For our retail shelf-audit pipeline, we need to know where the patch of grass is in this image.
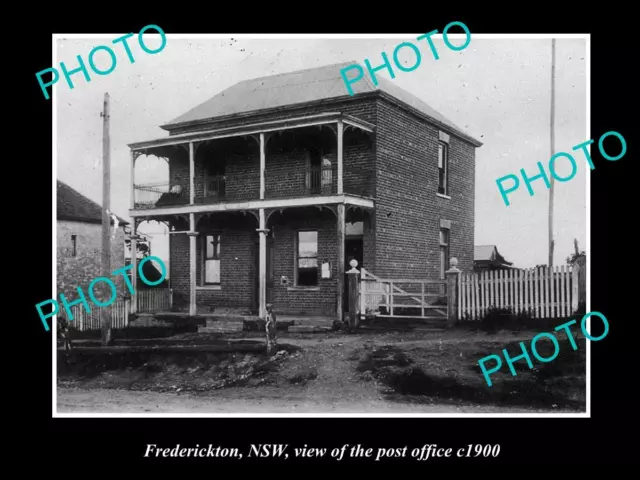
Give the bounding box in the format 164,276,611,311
354,335,586,410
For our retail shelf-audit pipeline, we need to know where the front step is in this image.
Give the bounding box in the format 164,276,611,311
198,321,245,333
289,325,332,333
200,307,254,316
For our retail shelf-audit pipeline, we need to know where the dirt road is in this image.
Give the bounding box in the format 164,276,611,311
56,330,584,415
56,387,564,414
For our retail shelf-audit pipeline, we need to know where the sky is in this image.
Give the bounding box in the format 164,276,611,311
55,34,587,270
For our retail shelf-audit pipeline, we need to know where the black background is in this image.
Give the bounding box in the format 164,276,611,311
19,8,635,467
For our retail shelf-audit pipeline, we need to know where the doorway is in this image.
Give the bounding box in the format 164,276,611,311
344,236,363,313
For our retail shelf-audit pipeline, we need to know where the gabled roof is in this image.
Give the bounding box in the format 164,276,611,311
474,245,513,266
57,180,128,226
474,245,497,262
162,61,482,147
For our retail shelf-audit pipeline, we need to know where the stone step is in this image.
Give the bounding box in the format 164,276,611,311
288,325,332,333
205,316,251,328
203,307,254,316
198,323,244,334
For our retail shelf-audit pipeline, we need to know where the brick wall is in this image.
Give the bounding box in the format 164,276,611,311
169,215,256,310
269,209,338,316
374,97,476,279
56,220,127,304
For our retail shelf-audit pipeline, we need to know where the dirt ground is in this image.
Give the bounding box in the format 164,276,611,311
57,328,587,414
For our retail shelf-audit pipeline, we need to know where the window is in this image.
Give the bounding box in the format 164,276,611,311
201,234,221,285
296,230,318,286
438,141,448,195
204,161,226,199
439,228,450,279
71,234,77,257
307,148,332,194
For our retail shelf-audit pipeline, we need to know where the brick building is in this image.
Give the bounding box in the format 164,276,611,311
127,62,482,322
56,180,129,301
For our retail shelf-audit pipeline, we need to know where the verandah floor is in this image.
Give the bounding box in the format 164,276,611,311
135,311,337,327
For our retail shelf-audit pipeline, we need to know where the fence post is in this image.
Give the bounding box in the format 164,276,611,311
125,298,130,327
446,257,461,327
347,259,361,331
571,264,580,313
169,288,173,311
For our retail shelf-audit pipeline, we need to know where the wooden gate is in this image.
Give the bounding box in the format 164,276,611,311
359,268,448,320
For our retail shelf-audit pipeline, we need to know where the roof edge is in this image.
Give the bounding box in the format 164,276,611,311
158,92,380,132
160,89,482,147
58,215,129,226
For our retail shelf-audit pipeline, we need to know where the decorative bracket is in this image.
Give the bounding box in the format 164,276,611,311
265,208,280,226
240,210,260,223
132,150,144,166
324,123,338,138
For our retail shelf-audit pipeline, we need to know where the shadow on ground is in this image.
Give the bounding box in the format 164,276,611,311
353,338,586,410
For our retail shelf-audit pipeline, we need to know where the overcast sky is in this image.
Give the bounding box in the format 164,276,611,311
55,35,587,269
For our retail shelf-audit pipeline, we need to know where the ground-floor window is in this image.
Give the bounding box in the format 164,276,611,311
296,230,318,286
201,233,221,285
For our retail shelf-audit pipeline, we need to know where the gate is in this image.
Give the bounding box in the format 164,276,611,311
359,268,448,320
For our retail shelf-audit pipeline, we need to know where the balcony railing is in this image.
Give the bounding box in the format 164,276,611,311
307,165,334,195
133,164,374,210
134,183,189,209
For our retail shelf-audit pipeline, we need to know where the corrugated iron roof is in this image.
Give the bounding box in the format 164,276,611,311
57,180,128,226
163,61,480,145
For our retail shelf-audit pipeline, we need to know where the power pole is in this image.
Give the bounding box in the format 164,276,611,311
548,38,556,267
101,93,112,346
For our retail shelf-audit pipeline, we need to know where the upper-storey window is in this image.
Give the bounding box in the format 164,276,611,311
438,141,449,196
307,147,332,194
204,160,226,200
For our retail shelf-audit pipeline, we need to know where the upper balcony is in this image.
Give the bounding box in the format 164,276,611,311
129,113,375,215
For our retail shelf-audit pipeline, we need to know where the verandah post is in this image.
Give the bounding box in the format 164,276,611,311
337,203,346,322
446,257,461,327
188,213,197,317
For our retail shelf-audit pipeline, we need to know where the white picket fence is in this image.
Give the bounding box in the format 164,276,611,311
67,288,172,331
69,299,130,331
137,288,173,312
458,265,584,321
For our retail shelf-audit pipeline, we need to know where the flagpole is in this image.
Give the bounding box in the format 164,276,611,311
548,39,556,267
101,93,112,346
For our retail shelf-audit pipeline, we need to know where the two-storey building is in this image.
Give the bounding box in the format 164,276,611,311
127,62,482,323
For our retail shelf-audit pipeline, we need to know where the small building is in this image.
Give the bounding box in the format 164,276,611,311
473,245,515,272
126,61,483,321
56,180,129,301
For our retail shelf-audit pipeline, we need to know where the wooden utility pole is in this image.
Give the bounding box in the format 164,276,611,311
101,93,112,346
548,38,556,267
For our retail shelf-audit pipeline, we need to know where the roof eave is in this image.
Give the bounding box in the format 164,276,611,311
58,215,129,226
160,89,482,148
128,112,376,150
158,91,380,132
